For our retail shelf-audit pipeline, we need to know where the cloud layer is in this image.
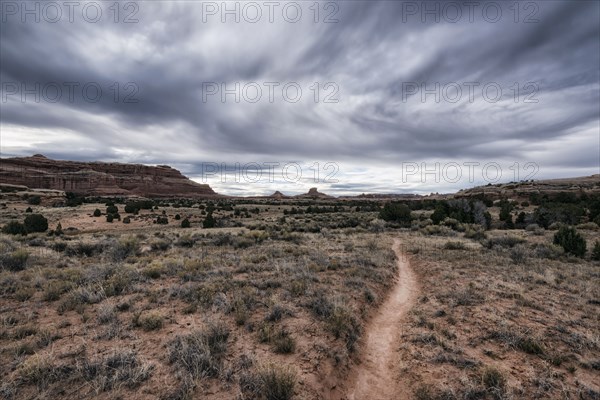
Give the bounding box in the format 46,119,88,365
1,1,599,195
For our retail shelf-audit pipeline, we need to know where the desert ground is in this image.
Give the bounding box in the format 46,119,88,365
1,193,599,399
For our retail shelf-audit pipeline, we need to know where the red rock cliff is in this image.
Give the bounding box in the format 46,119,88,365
0,154,219,198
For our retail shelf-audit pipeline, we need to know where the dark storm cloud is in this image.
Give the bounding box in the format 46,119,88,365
1,0,598,194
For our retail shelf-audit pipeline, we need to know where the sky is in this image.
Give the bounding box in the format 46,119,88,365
1,0,599,196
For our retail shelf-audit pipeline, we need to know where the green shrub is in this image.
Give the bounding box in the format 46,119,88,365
156,216,168,225
124,203,138,214
2,221,26,235
379,202,412,225
25,207,33,213
109,237,140,261
181,218,191,228
123,216,131,224
443,241,466,250
203,213,216,228
106,214,114,223
134,312,164,331
0,249,29,271
55,222,63,236
591,241,600,261
27,196,41,205
106,205,118,214
93,209,102,217
484,235,525,249
24,214,48,233
174,214,181,220
553,226,586,257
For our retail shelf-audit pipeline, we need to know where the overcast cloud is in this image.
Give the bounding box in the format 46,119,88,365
1,0,599,196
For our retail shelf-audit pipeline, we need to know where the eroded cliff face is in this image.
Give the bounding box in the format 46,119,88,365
0,155,219,198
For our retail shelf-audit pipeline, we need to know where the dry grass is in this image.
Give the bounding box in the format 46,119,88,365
0,199,395,399
398,228,600,399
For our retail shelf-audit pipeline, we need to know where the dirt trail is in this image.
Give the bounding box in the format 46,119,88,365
346,238,419,400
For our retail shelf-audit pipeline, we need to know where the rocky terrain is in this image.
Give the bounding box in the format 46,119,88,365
456,175,600,200
0,155,219,198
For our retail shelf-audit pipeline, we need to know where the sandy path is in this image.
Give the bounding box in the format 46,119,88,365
346,238,419,400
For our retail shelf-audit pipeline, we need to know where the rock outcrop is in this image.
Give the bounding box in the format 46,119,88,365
295,187,334,199
455,175,600,200
0,154,219,198
269,191,289,199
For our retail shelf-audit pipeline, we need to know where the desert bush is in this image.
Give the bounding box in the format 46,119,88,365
510,244,528,264
54,222,63,236
123,216,131,224
488,330,544,355
327,302,361,352
97,302,117,324
203,212,216,228
576,222,598,230
168,321,230,378
106,205,118,214
17,353,60,387
133,311,164,331
271,328,296,354
265,304,290,322
80,350,153,392
107,236,139,261
553,226,586,257
143,262,165,279
239,364,296,400
27,196,41,205
93,209,102,217
25,206,33,213
181,218,191,228
2,221,26,235
443,241,466,250
481,366,506,398
420,225,456,236
106,214,114,223
464,225,487,240
532,243,563,259
307,291,333,318
592,241,600,261
66,241,104,257
43,280,73,301
156,216,168,225
150,239,171,251
0,249,29,271
484,235,525,249
58,284,106,313
175,235,196,247
379,202,412,225
24,213,48,233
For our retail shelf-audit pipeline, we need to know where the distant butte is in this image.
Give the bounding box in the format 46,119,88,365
295,187,334,199
0,155,220,198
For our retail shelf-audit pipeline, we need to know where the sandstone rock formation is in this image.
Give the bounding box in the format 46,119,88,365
0,154,219,198
455,175,600,200
295,187,334,199
269,191,289,199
